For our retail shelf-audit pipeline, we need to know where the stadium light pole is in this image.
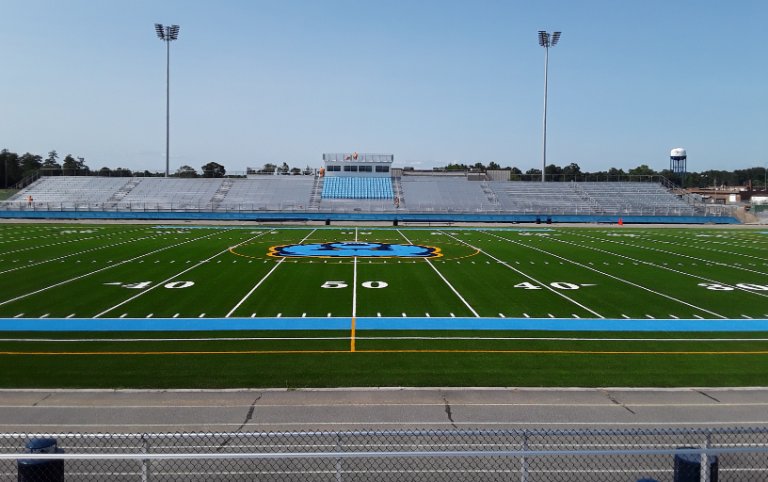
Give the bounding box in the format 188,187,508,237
538,30,561,182
155,23,180,178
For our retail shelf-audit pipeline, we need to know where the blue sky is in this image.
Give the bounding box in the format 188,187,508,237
1,0,765,174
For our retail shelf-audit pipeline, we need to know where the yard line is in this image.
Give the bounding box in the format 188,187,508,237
444,232,603,319
397,230,479,317
352,256,358,318
0,226,147,253
0,233,165,276
486,231,728,319
0,230,227,308
225,229,316,318
549,234,768,301
94,232,268,318
574,231,768,276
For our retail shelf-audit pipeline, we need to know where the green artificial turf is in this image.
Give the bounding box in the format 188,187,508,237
1,223,767,388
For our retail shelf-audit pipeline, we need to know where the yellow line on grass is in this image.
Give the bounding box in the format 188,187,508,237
350,317,356,352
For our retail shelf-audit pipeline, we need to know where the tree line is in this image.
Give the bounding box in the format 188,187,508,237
434,162,767,189
2,148,764,190
0,149,230,187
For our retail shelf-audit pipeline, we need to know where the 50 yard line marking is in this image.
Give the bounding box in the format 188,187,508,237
351,226,359,351
225,229,317,318
398,230,479,317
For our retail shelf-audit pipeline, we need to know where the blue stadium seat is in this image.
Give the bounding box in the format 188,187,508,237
322,177,393,199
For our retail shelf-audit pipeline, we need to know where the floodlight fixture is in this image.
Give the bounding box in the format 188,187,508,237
538,30,561,182
154,23,181,177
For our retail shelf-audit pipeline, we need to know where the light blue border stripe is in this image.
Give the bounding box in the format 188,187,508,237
1,317,767,332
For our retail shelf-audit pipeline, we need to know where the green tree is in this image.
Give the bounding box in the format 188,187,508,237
201,162,226,178
176,165,197,178
562,163,582,176
0,149,20,187
628,164,657,176
41,150,61,171
19,153,43,175
62,154,88,175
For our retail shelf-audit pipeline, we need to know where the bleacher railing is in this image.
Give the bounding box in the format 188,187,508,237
0,200,731,217
1,427,767,481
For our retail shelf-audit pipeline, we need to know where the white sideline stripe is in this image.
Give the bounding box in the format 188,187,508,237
487,231,728,320
226,229,317,318
397,230,480,318
0,230,226,309
568,232,768,300
446,232,603,319
94,232,268,318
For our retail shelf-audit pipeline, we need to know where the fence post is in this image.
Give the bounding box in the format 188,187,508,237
141,433,151,482
335,432,342,482
700,432,711,482
520,431,529,482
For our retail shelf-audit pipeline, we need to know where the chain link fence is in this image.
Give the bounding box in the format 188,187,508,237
1,427,767,481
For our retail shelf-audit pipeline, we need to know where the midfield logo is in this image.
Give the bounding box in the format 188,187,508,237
268,242,442,258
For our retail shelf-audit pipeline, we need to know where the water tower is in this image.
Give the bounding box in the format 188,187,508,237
669,147,687,186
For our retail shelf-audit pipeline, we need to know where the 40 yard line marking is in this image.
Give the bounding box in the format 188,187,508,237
486,231,727,319
444,232,603,319
398,230,479,317
225,229,317,318
96,231,270,318
0,230,226,309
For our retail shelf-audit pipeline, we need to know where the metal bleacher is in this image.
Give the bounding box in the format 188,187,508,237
5,175,705,217
489,181,697,216
401,177,493,212
220,177,315,210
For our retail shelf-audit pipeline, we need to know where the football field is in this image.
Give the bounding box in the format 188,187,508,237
1,222,767,388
